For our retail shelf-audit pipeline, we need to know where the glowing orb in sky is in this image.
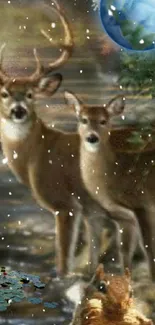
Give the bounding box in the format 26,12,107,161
100,0,155,51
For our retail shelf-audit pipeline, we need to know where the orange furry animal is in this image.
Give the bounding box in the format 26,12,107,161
71,264,153,325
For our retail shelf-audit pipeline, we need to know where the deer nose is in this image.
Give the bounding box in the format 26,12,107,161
11,106,27,120
86,134,99,144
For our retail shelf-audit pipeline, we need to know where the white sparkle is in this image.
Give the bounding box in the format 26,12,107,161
51,22,56,28
13,151,18,159
110,5,116,10
2,157,8,164
108,9,113,16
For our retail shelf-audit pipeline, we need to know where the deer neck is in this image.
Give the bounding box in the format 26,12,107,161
0,117,45,184
80,139,114,176
1,115,35,139
80,139,116,206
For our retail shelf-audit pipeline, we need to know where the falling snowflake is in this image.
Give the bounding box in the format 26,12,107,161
92,0,99,10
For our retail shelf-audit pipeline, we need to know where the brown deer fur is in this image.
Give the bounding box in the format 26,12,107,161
0,84,123,275
0,1,148,276
0,0,122,274
65,92,153,278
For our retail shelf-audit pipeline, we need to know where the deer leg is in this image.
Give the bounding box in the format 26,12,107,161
99,219,123,274
55,204,82,276
136,205,155,280
75,219,87,257
108,203,146,271
121,218,146,271
87,218,123,274
82,203,105,274
83,203,123,274
129,208,150,281
84,216,102,274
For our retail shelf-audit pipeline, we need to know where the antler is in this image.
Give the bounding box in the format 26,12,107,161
0,43,9,82
0,0,73,83
30,0,74,82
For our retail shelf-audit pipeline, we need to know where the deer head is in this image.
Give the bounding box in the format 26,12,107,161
65,92,125,152
0,0,73,125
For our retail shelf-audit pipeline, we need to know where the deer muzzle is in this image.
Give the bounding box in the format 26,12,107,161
86,133,99,144
10,105,28,122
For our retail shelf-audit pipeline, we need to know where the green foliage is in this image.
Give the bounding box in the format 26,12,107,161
127,125,155,149
119,51,155,97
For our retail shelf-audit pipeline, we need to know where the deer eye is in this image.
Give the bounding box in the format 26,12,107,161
100,120,106,126
81,117,88,124
26,91,33,99
97,281,107,294
1,91,9,99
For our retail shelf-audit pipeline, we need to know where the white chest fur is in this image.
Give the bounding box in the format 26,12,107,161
1,118,32,141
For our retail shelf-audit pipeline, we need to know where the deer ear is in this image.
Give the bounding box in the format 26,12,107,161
125,268,131,280
95,264,105,281
36,73,62,97
64,91,83,116
106,96,125,117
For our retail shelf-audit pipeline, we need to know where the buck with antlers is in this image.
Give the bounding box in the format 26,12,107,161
65,92,153,278
0,1,123,275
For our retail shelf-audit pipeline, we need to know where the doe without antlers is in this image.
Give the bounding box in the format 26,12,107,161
65,91,152,278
